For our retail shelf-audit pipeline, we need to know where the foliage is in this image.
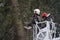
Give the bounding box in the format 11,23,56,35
0,0,60,40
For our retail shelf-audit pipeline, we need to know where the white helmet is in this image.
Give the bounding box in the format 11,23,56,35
34,9,40,15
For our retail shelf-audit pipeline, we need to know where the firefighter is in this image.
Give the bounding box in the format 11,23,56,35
42,12,51,21
24,9,41,29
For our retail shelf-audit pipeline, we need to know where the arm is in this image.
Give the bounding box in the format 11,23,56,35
38,21,46,24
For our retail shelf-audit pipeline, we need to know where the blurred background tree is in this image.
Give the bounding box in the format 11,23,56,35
0,0,60,40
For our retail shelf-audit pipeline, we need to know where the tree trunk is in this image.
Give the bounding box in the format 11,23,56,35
10,0,24,40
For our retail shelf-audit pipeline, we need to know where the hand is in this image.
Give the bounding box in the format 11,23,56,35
24,26,32,29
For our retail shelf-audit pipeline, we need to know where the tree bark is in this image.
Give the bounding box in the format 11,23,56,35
10,0,24,40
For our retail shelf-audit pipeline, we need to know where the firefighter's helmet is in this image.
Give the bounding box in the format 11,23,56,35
34,9,40,15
